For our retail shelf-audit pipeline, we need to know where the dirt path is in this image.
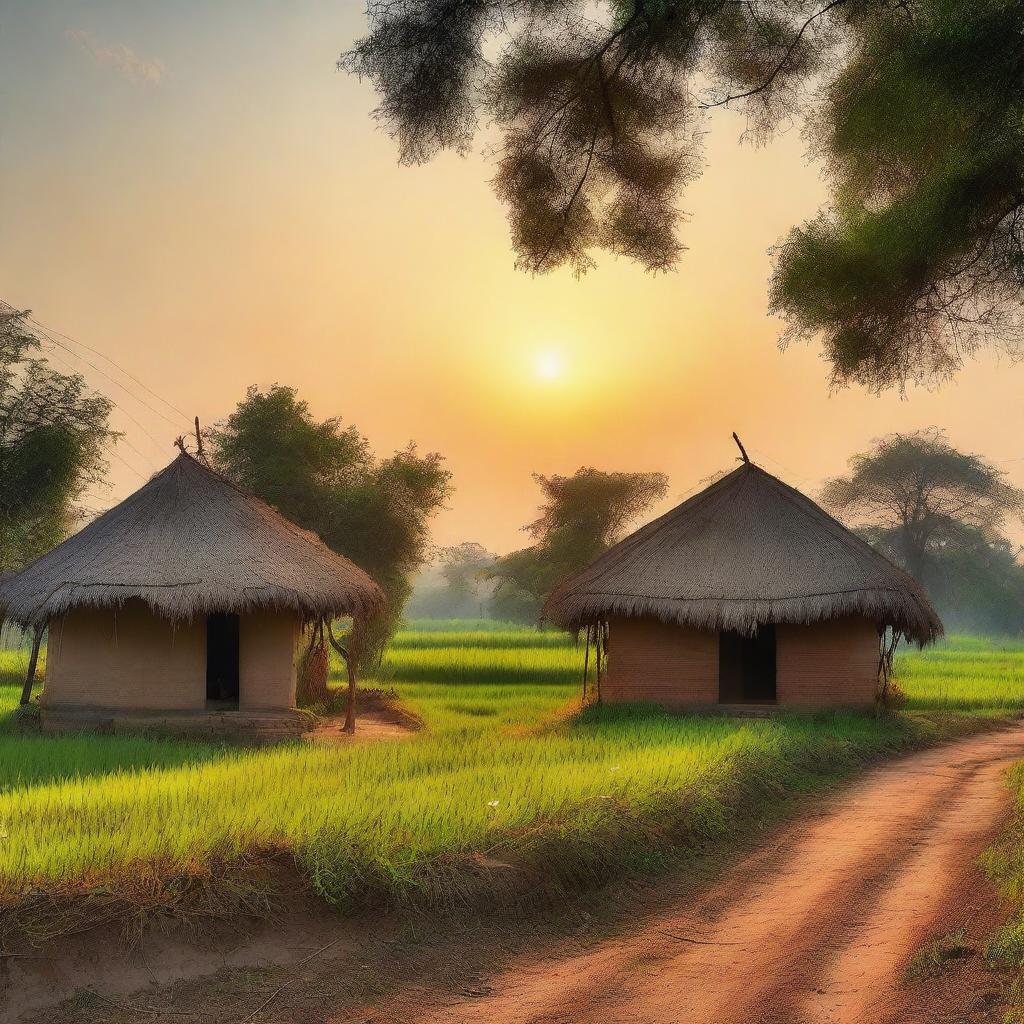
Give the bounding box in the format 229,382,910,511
350,723,1024,1024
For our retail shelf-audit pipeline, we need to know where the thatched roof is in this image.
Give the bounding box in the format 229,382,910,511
0,453,385,626
543,461,942,646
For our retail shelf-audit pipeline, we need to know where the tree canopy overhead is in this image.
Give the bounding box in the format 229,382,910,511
344,1,1024,390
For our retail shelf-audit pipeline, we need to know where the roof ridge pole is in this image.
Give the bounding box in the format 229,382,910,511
732,432,750,464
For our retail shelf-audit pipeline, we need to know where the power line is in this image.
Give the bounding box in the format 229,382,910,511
32,327,190,440
107,446,151,482
27,315,192,424
1,302,156,486
38,343,163,470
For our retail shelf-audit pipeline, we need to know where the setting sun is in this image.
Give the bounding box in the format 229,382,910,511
535,351,565,381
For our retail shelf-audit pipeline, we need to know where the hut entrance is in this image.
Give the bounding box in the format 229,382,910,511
206,613,240,706
718,626,776,703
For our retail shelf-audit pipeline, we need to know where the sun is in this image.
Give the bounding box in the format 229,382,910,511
535,351,565,381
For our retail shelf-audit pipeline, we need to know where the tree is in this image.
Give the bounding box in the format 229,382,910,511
439,541,496,614
822,429,1024,586
407,542,498,618
770,3,1024,392
925,529,1024,636
0,306,114,575
344,2,1024,389
208,385,453,657
490,466,667,620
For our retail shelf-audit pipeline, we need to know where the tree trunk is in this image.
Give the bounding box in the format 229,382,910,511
344,654,357,735
326,620,360,735
297,624,330,705
20,626,43,706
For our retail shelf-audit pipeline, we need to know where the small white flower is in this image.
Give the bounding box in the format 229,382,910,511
487,800,499,808
609,766,621,773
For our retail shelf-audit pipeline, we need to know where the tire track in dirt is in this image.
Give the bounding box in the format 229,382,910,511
796,747,1017,1024
357,724,1024,1024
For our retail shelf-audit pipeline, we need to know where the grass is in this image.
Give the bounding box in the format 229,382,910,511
981,763,1024,1022
905,928,974,981
0,627,1018,941
897,636,1024,713
984,765,1024,968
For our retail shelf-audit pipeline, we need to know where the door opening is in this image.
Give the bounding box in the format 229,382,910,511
206,612,240,706
718,625,776,703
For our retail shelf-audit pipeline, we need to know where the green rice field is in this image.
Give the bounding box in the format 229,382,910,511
897,635,1024,712
0,625,1019,922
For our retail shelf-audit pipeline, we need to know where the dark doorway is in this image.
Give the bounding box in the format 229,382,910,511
718,626,777,703
206,613,240,705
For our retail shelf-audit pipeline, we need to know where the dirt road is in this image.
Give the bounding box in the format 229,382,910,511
356,724,1024,1024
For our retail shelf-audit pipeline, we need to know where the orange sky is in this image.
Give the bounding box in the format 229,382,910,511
4,3,1024,554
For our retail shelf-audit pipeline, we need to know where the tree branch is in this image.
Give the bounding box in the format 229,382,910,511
701,0,848,110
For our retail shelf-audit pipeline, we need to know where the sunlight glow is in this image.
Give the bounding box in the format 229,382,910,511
535,351,565,381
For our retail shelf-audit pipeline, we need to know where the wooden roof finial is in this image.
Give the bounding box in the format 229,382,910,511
194,417,205,460
732,432,750,464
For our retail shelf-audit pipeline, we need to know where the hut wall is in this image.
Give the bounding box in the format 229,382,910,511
604,616,719,704
239,611,300,709
43,602,206,711
775,616,879,706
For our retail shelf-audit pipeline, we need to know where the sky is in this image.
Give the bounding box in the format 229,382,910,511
4,1,1024,555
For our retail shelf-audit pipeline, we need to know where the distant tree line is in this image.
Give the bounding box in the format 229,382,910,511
414,431,1024,637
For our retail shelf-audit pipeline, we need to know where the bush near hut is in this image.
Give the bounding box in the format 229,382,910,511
209,385,452,660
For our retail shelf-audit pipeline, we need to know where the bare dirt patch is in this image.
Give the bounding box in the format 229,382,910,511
305,688,423,743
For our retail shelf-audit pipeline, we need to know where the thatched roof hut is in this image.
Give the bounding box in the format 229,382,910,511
0,452,383,627
0,453,384,720
544,459,941,709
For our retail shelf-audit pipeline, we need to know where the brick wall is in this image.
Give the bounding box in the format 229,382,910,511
44,603,301,712
604,613,880,708
604,616,719,705
775,616,880,706
44,601,206,711
239,610,299,709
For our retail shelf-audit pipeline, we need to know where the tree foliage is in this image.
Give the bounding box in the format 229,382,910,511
0,307,114,575
345,1,1024,389
490,466,668,620
209,385,452,652
408,541,498,618
926,530,1024,636
771,2,1024,391
823,430,1024,628
440,541,496,602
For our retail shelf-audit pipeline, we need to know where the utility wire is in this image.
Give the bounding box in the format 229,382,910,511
33,329,189,441
39,344,162,471
27,315,191,424
2,302,157,491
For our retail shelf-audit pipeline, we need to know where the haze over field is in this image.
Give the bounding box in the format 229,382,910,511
4,1,1024,550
